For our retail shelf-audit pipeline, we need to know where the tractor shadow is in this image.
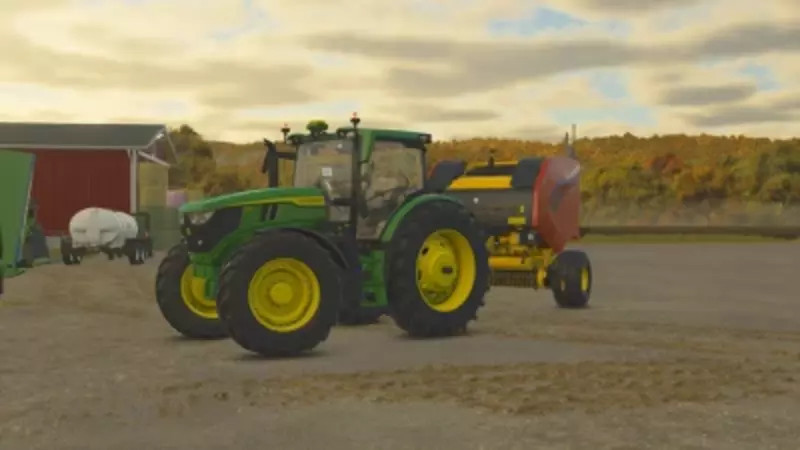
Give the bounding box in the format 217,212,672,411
163,335,229,344
391,328,489,342
233,350,328,362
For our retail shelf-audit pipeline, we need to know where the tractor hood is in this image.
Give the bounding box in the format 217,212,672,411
179,187,325,214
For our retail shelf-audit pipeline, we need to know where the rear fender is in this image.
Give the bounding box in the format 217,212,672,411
379,193,465,243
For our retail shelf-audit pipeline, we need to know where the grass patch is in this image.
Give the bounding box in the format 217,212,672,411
579,234,798,244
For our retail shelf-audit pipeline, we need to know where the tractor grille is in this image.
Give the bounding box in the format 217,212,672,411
182,207,242,253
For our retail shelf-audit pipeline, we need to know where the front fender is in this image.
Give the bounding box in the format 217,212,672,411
257,227,349,270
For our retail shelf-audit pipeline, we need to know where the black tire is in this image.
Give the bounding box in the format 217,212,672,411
155,243,227,339
548,250,592,308
128,244,145,265
217,231,342,357
336,266,383,326
70,252,82,265
337,305,383,325
61,249,81,265
385,199,489,337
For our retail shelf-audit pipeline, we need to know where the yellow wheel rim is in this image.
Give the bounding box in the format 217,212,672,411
247,258,320,333
580,267,590,291
415,229,477,313
180,265,218,319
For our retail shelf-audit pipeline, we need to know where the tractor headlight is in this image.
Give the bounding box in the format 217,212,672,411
186,211,214,225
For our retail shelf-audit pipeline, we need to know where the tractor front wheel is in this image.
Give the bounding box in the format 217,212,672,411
385,200,489,337
155,243,227,339
217,231,342,357
548,250,592,308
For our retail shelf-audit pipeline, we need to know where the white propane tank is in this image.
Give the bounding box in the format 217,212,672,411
68,207,139,249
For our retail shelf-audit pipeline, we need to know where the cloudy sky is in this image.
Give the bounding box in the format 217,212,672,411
0,0,798,142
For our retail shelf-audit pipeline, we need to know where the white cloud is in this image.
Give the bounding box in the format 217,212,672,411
0,0,798,141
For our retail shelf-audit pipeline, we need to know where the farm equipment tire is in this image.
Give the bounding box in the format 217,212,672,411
155,243,228,339
336,266,382,325
337,305,383,326
128,242,147,265
60,237,82,265
217,231,342,357
385,199,489,337
62,250,82,265
548,250,592,309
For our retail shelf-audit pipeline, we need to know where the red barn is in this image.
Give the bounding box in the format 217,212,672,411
0,123,176,236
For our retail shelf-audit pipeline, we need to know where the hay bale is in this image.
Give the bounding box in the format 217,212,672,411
138,162,168,208
186,189,205,201
139,186,167,207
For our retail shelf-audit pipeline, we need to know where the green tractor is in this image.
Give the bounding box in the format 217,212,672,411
156,114,490,356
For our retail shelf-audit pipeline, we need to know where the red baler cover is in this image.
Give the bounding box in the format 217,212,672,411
531,156,581,252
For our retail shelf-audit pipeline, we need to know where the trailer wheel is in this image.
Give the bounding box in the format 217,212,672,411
155,243,227,339
63,251,82,265
60,237,82,265
385,199,489,337
127,242,146,265
548,250,592,308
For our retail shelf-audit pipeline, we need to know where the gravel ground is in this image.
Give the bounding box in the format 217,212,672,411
0,242,798,450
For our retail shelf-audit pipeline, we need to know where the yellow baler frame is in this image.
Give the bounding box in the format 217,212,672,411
444,163,554,289
487,231,553,289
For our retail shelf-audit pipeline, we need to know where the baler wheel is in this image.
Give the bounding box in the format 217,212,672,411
217,231,342,357
548,250,592,308
385,199,489,337
155,243,228,339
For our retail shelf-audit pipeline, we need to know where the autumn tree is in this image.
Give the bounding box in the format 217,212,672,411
168,124,217,189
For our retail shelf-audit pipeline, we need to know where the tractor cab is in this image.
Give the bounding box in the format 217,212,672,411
261,115,430,239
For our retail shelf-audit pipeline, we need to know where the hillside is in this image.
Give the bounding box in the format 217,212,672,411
168,126,800,226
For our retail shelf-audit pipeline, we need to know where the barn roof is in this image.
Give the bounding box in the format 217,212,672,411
0,122,177,164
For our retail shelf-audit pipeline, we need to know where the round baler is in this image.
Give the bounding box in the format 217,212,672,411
427,144,592,308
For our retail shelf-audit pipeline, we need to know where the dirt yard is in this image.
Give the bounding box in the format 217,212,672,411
1,242,799,450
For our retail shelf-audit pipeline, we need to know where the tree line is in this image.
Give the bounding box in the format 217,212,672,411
166,125,800,225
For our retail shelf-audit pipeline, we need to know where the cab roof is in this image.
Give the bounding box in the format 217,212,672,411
288,127,432,146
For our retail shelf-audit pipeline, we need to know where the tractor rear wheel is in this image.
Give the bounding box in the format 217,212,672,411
385,199,489,337
155,243,227,339
217,231,342,357
548,250,592,308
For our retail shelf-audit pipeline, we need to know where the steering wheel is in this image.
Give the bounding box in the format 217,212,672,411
317,177,372,217
365,173,412,210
